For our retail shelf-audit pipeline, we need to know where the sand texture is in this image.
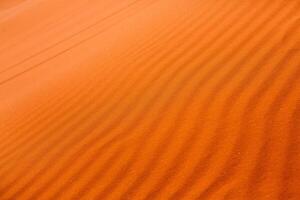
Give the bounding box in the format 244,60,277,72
0,0,300,199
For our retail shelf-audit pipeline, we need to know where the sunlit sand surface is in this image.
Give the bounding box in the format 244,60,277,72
0,0,299,199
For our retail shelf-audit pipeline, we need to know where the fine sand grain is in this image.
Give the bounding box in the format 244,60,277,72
0,0,299,199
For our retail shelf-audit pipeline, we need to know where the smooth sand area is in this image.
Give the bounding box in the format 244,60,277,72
0,0,299,199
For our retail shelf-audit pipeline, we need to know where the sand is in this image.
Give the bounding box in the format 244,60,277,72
0,0,299,199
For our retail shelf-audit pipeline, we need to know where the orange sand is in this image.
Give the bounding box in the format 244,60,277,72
0,0,299,199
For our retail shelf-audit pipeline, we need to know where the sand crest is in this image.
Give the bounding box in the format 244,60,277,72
0,0,299,199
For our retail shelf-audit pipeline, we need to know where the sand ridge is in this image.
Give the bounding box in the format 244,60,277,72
0,0,299,199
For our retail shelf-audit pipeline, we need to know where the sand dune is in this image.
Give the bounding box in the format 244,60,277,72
0,0,299,199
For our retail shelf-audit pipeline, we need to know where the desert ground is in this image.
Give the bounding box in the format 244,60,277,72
0,0,299,199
